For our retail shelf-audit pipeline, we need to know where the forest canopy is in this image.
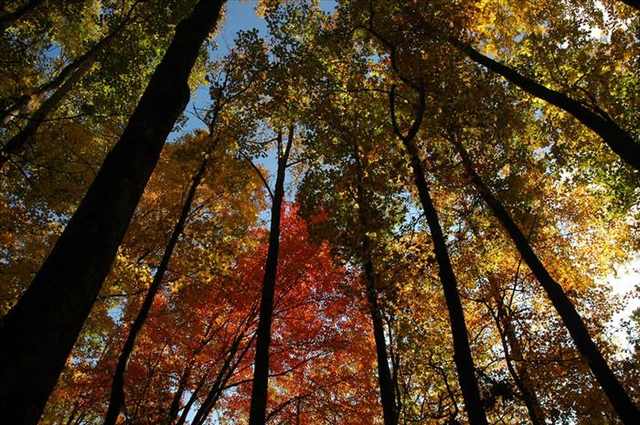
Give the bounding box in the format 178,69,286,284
0,0,639,424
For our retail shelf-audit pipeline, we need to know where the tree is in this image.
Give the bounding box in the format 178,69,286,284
388,85,488,425
446,39,640,173
248,127,294,425
445,130,639,423
103,148,212,425
0,1,226,423
2,1,639,423
0,2,140,171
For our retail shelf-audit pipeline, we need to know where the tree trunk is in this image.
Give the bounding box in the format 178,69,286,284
0,55,94,171
103,156,208,425
0,5,130,127
353,144,398,425
362,245,399,425
449,39,640,173
191,333,246,425
0,0,44,31
248,128,294,425
0,2,226,424
449,136,639,424
174,375,207,425
403,138,488,425
389,88,488,425
164,363,193,425
0,6,138,170
486,276,545,425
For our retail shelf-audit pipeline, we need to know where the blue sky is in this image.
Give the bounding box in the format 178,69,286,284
171,0,337,141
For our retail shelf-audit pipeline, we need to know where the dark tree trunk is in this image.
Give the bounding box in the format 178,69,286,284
174,375,207,425
0,2,226,424
0,0,44,31
164,363,193,425
0,14,131,169
449,39,640,173
191,332,247,425
248,128,294,425
486,277,545,425
0,55,94,170
353,144,398,425
389,88,488,425
449,136,639,424
103,157,208,425
362,244,399,425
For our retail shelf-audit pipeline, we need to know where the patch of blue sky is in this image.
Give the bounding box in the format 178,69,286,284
171,0,337,142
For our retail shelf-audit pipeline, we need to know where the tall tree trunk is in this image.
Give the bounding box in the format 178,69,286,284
0,0,44,31
389,88,488,425
0,2,226,423
486,276,545,425
449,135,639,424
362,244,399,425
164,363,193,425
248,128,294,425
0,4,132,127
0,55,95,171
103,156,209,425
353,144,398,425
448,39,640,173
191,332,247,425
1,4,139,170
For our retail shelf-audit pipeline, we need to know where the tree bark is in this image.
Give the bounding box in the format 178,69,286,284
103,156,209,425
353,144,398,425
248,128,294,425
389,88,488,425
449,135,639,424
0,2,226,424
449,39,640,173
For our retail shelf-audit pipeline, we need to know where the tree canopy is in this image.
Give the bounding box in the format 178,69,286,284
0,0,639,424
